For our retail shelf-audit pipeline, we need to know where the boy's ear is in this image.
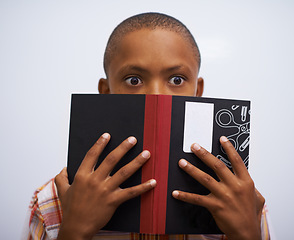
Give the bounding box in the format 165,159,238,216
98,78,110,94
196,77,204,97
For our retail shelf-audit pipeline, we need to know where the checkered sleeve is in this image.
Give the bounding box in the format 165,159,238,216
26,179,62,240
26,181,50,240
261,204,271,240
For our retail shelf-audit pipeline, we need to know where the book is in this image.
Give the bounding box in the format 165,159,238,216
67,94,251,234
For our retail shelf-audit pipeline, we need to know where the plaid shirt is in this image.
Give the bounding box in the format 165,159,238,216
24,179,270,240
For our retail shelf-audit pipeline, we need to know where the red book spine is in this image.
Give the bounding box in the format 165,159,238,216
140,95,172,234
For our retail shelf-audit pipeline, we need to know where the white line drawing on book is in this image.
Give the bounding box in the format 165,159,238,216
215,107,250,168
217,154,249,169
231,105,239,110
241,106,247,122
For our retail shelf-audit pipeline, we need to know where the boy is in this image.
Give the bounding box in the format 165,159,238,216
26,12,269,240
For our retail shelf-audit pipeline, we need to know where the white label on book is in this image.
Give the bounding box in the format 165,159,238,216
183,102,214,153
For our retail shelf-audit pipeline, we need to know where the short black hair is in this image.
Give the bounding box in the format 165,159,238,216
103,12,201,77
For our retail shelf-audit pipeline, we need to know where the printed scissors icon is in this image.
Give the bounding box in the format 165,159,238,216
215,109,250,152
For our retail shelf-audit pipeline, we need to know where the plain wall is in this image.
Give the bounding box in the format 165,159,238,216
1,1,293,239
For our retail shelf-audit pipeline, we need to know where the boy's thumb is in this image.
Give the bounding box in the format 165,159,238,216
54,167,70,201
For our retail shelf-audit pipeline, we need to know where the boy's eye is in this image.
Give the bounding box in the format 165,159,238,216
169,76,185,85
125,76,142,86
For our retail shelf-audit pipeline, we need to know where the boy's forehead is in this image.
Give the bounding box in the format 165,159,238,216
121,28,191,50
108,28,198,73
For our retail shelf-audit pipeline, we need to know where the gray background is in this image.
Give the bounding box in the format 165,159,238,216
1,0,293,239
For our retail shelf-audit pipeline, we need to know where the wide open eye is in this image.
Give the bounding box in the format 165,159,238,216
169,76,185,86
125,76,143,86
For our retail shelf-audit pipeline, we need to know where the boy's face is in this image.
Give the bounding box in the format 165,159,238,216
99,29,203,96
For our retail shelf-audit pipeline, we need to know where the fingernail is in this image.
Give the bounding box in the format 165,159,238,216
220,136,229,142
102,133,110,139
142,150,150,159
172,190,179,197
179,159,187,168
192,143,201,151
128,136,137,144
150,179,157,187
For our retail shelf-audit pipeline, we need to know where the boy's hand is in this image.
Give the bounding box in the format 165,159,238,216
55,133,156,240
172,136,265,240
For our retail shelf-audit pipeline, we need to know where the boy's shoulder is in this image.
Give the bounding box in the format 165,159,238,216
28,178,62,239
29,178,59,209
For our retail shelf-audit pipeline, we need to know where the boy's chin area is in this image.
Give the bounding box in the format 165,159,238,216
97,77,204,97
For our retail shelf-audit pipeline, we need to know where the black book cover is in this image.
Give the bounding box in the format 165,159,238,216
67,94,250,234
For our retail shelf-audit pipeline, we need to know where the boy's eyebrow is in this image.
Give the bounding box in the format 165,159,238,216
118,65,149,74
118,64,190,75
163,65,185,73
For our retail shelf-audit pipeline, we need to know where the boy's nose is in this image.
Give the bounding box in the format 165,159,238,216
144,81,166,95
